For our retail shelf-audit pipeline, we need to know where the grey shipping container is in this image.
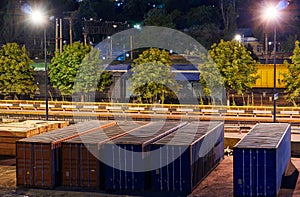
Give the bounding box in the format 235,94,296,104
16,120,115,189
61,121,151,190
233,123,291,197
151,121,224,193
103,121,188,191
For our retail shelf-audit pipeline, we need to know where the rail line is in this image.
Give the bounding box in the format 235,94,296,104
0,100,300,132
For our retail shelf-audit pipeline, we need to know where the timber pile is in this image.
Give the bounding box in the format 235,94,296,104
0,120,69,156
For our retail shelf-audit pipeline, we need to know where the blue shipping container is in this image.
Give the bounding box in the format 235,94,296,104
103,121,187,191
233,123,291,197
151,121,224,193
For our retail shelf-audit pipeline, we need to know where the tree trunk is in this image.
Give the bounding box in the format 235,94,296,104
232,94,236,106
227,91,230,106
14,94,18,100
49,90,53,101
220,0,226,30
242,93,245,106
81,94,85,102
161,91,165,104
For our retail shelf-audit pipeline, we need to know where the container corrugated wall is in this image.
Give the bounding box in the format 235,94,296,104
150,121,224,193
16,121,115,189
233,123,291,197
103,121,187,191
61,121,150,190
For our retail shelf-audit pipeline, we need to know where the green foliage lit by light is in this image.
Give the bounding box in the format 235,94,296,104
130,48,180,103
0,43,38,99
283,41,300,106
73,48,112,101
49,42,90,97
207,40,259,95
49,42,111,101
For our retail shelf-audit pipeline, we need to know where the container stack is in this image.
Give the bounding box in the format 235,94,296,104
61,121,151,190
16,120,115,188
150,121,224,193
16,120,225,195
233,123,291,197
103,121,187,191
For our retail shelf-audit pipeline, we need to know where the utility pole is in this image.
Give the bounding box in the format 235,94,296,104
55,18,63,53
64,12,75,45
55,18,59,52
60,19,63,53
265,33,268,64
130,35,133,60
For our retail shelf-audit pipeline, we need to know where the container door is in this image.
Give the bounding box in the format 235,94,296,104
234,148,277,197
80,144,100,189
62,144,71,187
16,142,33,187
62,143,80,187
104,143,121,190
33,143,52,188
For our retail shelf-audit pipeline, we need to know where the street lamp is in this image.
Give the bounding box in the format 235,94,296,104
263,5,279,123
31,9,49,120
234,34,242,42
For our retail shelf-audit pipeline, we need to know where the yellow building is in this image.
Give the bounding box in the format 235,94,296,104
253,64,289,88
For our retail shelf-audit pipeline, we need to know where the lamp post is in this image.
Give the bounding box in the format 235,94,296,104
273,25,277,123
31,9,49,120
264,6,279,123
107,36,112,59
44,26,49,121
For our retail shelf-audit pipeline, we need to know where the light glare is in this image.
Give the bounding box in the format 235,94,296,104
264,6,279,20
234,34,242,42
31,10,45,24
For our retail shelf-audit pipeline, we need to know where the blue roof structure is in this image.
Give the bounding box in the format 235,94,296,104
171,64,198,71
105,64,200,81
105,64,131,72
174,73,200,81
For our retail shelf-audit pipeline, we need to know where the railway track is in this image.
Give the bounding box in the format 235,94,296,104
0,108,299,132
0,100,300,133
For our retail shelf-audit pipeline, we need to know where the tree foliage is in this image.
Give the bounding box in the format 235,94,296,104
186,6,219,27
122,0,152,21
143,8,175,28
188,24,221,49
0,43,38,99
75,0,97,20
1,1,26,43
220,0,237,39
207,40,258,94
129,48,180,103
50,42,90,97
73,48,112,101
133,48,172,66
199,55,224,99
283,41,300,106
50,42,111,101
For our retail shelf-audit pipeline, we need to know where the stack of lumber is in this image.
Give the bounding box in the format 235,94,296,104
0,120,69,155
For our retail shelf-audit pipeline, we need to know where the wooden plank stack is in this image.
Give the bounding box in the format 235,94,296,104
0,120,69,156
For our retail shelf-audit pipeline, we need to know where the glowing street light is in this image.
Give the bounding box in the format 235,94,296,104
234,34,242,42
30,10,46,24
264,6,279,21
